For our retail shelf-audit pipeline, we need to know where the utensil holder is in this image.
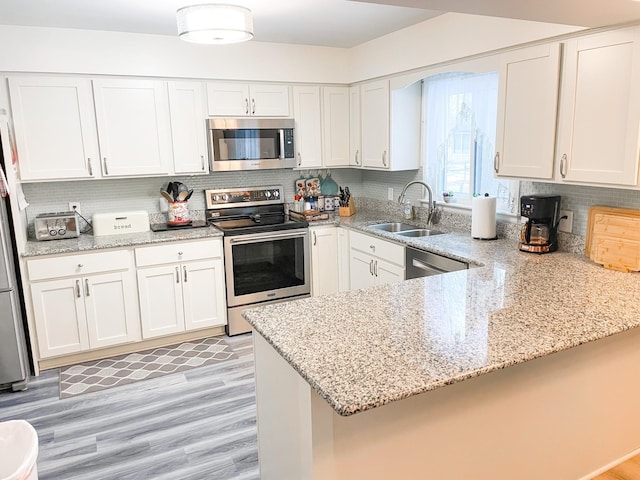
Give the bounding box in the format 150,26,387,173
339,197,356,217
167,201,190,225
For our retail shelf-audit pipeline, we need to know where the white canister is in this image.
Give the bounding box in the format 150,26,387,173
167,201,190,224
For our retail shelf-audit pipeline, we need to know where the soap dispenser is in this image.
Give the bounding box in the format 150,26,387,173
403,199,414,220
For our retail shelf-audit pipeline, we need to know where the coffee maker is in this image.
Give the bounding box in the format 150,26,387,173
519,195,562,254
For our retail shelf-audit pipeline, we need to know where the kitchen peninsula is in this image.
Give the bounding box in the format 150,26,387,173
244,228,640,480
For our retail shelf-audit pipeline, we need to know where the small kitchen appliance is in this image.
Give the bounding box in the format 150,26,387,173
207,118,295,171
519,195,561,254
206,185,309,336
34,212,79,241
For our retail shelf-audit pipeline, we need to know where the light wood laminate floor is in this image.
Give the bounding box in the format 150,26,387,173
0,335,259,480
594,454,640,480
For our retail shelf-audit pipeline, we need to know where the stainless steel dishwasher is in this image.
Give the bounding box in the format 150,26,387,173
405,247,468,279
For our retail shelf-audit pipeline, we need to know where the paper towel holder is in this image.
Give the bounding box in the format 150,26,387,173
471,193,498,241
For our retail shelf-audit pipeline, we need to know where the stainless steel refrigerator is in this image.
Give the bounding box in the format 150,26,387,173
0,142,29,391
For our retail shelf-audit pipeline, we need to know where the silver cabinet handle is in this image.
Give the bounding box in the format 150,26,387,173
200,155,205,171
560,154,567,178
103,157,109,175
382,150,387,167
245,98,249,115
369,244,375,252
78,264,83,268
85,278,90,297
355,149,360,166
252,98,256,115
175,266,180,283
178,251,183,256
369,259,374,276
183,265,187,283
87,158,93,176
313,231,317,246
297,153,302,166
374,260,378,277
75,279,81,298
494,152,500,173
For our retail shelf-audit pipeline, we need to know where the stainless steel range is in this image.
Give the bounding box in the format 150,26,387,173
206,186,310,336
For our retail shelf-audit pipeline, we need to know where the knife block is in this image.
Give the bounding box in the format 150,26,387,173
339,197,356,217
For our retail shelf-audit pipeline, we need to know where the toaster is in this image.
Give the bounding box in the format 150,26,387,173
34,211,80,241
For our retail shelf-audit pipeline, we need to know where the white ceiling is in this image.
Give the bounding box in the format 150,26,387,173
354,0,640,29
0,0,442,48
2,0,640,50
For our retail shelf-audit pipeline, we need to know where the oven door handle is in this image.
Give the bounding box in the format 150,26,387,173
228,230,308,245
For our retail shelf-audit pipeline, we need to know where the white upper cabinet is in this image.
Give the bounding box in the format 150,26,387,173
360,79,421,171
9,77,100,181
349,86,362,167
206,82,290,117
167,81,208,175
93,79,172,177
361,80,389,169
556,28,640,186
495,43,561,180
322,86,350,168
292,85,323,169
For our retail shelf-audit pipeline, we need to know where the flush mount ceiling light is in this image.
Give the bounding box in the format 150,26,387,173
176,4,254,45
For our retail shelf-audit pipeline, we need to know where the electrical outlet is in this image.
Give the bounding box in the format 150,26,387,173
558,210,573,233
68,201,81,215
388,187,394,201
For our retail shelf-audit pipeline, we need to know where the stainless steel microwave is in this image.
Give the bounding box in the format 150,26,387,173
207,118,295,171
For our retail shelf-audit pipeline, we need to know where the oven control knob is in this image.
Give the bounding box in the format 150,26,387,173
273,190,280,198
264,190,272,198
212,194,219,202
221,194,229,202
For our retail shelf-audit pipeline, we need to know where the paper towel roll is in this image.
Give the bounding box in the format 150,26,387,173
471,196,497,240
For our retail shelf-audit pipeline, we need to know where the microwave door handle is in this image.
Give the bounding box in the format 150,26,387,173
278,129,285,159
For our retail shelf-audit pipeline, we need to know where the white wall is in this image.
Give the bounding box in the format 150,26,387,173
348,13,584,82
0,14,584,84
0,25,350,84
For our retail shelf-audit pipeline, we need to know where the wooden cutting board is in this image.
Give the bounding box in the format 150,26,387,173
585,206,640,272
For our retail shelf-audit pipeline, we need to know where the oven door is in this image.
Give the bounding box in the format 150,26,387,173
224,229,310,307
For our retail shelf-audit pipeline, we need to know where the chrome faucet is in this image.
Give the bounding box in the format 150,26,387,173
398,181,436,225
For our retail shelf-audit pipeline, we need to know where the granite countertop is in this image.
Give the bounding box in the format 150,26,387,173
244,215,640,416
22,225,224,257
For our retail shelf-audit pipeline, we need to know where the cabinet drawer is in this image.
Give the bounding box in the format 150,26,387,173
28,250,132,281
349,230,404,266
135,239,222,267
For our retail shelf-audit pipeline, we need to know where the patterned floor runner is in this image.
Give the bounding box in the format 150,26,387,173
59,337,237,398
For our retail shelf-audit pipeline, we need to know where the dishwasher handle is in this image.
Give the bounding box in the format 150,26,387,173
411,258,448,275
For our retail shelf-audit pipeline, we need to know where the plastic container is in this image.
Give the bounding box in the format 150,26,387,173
0,420,39,480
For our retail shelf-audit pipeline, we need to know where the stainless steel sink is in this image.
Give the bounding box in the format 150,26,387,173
369,222,417,232
396,229,445,237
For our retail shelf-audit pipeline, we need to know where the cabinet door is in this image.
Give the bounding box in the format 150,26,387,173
206,82,250,116
168,81,208,174
182,259,227,331
322,86,350,167
337,227,351,292
30,278,89,358
495,43,561,179
293,86,323,168
9,77,99,181
349,86,362,167
84,271,141,349
137,265,185,339
349,250,376,291
93,79,172,177
361,80,390,169
310,227,339,297
374,259,405,286
250,84,290,116
556,28,640,185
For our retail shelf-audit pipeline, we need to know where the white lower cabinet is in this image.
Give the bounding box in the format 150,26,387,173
135,239,226,339
310,226,339,297
337,227,350,292
28,250,140,358
349,230,405,290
